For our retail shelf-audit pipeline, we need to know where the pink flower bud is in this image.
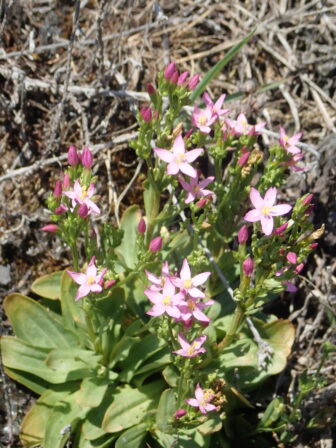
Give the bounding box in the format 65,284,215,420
309,242,318,249
41,224,59,233
137,218,146,234
286,252,297,265
67,145,80,166
81,147,93,169
279,248,286,255
164,62,176,80
196,196,212,208
188,74,200,90
302,193,313,206
177,71,189,86
274,222,288,235
243,257,254,276
104,279,116,289
238,151,250,166
238,225,249,244
53,180,62,198
140,106,152,123
146,83,156,95
78,203,89,218
185,128,193,140
149,236,162,252
295,263,304,274
174,409,187,419
63,173,71,189
170,71,179,84
55,204,67,215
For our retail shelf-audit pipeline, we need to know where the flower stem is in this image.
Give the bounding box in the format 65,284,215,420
216,304,245,352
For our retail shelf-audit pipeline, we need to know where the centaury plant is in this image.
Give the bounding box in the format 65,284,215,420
1,45,323,448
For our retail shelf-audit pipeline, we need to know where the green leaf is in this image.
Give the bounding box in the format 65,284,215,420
115,205,141,269
102,381,164,433
31,271,63,299
197,413,222,435
46,348,102,381
115,423,147,448
4,366,50,395
190,28,256,102
155,389,176,433
60,270,86,333
76,377,109,408
4,293,78,349
257,397,284,430
162,365,179,388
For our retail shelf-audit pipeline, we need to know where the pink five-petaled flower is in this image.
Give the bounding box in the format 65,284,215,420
244,187,292,236
173,333,207,358
154,134,203,178
192,105,217,134
203,93,228,118
225,113,265,137
145,279,185,319
145,261,173,292
67,257,107,301
279,127,302,155
64,180,100,215
178,175,214,204
178,297,214,325
186,384,217,415
172,258,211,298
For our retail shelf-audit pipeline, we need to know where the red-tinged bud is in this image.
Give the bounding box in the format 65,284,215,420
140,106,152,123
188,74,200,90
53,180,62,197
137,218,146,234
67,145,80,166
78,203,89,218
149,236,162,252
164,62,176,80
295,263,304,274
238,225,249,244
146,83,156,95
104,279,116,289
305,205,314,215
274,222,288,235
286,252,297,264
243,257,254,276
185,128,193,140
177,71,189,86
196,196,212,208
63,173,71,189
279,248,286,255
302,193,313,206
55,204,67,215
309,242,318,249
170,70,179,84
174,409,187,419
238,152,250,167
81,147,93,169
41,224,59,233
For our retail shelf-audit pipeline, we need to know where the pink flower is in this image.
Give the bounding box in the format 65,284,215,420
154,134,203,178
172,259,210,298
145,261,172,291
64,180,100,215
186,384,216,415
67,257,107,301
225,113,265,136
279,127,302,155
178,297,214,325
178,175,214,204
203,93,228,118
282,152,305,172
145,279,185,319
244,187,292,236
173,333,207,358
192,105,217,134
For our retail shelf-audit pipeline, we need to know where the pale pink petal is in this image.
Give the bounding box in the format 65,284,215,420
177,333,190,350
192,272,211,286
76,284,91,300
147,304,165,316
163,279,176,297
200,125,211,134
202,92,212,105
154,148,174,163
166,306,180,319
261,215,274,235
193,308,210,323
269,204,292,216
172,134,185,155
87,183,96,196
167,162,180,175
195,384,204,401
90,284,102,293
145,270,161,285
244,209,262,222
178,177,192,192
67,271,87,285
188,287,205,298
185,148,204,163
264,187,277,206
85,200,100,215
180,259,191,282
249,188,264,208
180,163,197,178
144,289,162,303
186,398,199,407
199,177,214,189
185,192,196,204
214,94,225,111
86,263,97,278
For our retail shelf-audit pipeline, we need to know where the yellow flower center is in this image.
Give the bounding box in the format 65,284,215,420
87,275,95,285
80,187,88,201
193,185,200,193
199,115,207,125
184,279,192,289
163,296,171,306
261,206,272,215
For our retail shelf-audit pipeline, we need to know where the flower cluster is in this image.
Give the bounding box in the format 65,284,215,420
67,257,107,301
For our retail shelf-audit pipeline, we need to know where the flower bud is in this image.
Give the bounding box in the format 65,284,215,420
184,128,193,140
242,257,254,276
53,180,62,198
140,106,152,123
188,73,200,90
41,224,59,233
78,203,89,218
174,409,187,419
177,71,189,86
238,152,250,167
67,145,80,166
104,279,116,289
81,147,93,169
55,204,67,215
63,173,71,189
274,222,288,235
164,62,176,80
196,197,212,208
309,242,318,249
170,70,179,84
286,252,297,265
149,236,162,252
137,218,146,234
238,225,249,244
295,263,305,274
302,193,313,206
146,83,156,95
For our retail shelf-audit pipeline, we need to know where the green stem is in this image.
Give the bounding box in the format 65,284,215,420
216,304,245,352
71,243,79,271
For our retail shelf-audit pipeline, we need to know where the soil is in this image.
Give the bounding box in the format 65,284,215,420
0,1,335,447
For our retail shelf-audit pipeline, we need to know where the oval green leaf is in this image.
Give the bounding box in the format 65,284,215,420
31,271,63,300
